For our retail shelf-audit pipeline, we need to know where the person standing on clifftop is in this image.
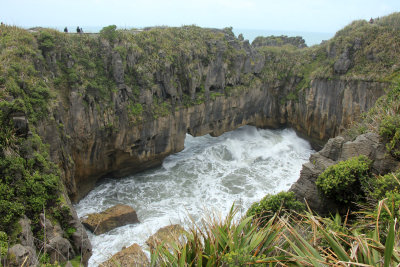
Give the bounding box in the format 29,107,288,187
64,27,68,33
76,26,81,33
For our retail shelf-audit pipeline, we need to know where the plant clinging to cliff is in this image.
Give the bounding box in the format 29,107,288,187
246,191,305,225
316,155,372,204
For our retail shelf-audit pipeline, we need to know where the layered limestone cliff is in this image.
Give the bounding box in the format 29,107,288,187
40,77,387,202
2,16,400,265
32,27,389,202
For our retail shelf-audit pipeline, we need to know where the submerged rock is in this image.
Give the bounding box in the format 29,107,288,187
146,224,185,251
81,204,139,235
99,243,149,267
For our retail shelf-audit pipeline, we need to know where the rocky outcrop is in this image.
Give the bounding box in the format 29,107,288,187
40,213,75,264
81,205,139,235
5,202,91,267
252,35,307,48
8,244,37,267
286,79,387,148
146,224,185,251
6,216,39,267
290,133,400,214
100,243,149,267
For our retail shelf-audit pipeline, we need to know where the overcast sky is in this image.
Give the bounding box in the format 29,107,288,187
1,0,399,33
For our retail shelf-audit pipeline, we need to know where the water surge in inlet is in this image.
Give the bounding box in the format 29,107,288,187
74,126,314,266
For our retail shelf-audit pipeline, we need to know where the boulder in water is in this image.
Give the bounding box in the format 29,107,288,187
99,243,149,267
146,224,185,251
81,204,139,235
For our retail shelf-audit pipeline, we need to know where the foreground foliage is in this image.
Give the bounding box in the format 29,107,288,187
246,191,305,224
151,198,400,266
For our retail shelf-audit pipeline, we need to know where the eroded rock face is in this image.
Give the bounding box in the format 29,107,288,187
38,76,387,202
7,216,39,266
99,243,149,267
290,133,400,215
34,28,388,203
81,204,139,235
9,204,91,266
39,213,76,264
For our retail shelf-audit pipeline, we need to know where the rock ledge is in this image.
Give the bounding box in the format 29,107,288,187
82,204,139,235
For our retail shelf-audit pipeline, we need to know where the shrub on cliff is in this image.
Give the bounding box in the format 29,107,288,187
100,25,118,42
246,191,305,224
316,155,372,204
0,134,60,232
37,30,56,54
379,114,400,159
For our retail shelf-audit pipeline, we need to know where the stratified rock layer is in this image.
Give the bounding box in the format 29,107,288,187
39,76,387,202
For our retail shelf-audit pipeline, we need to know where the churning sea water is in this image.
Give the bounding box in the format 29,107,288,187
75,126,314,266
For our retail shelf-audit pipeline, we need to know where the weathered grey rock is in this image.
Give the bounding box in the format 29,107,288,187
333,45,352,74
318,136,345,161
100,243,149,267
46,235,75,263
146,224,185,251
81,204,139,235
112,51,124,84
17,216,35,248
334,55,352,74
39,213,75,264
8,244,37,267
290,133,400,214
67,204,92,266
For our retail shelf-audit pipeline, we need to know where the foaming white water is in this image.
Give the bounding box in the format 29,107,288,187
74,126,314,266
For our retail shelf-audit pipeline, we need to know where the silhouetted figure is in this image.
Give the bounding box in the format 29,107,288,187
76,26,81,33
64,27,68,33
369,18,374,24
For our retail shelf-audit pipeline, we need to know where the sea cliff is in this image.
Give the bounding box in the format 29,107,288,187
1,13,400,265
